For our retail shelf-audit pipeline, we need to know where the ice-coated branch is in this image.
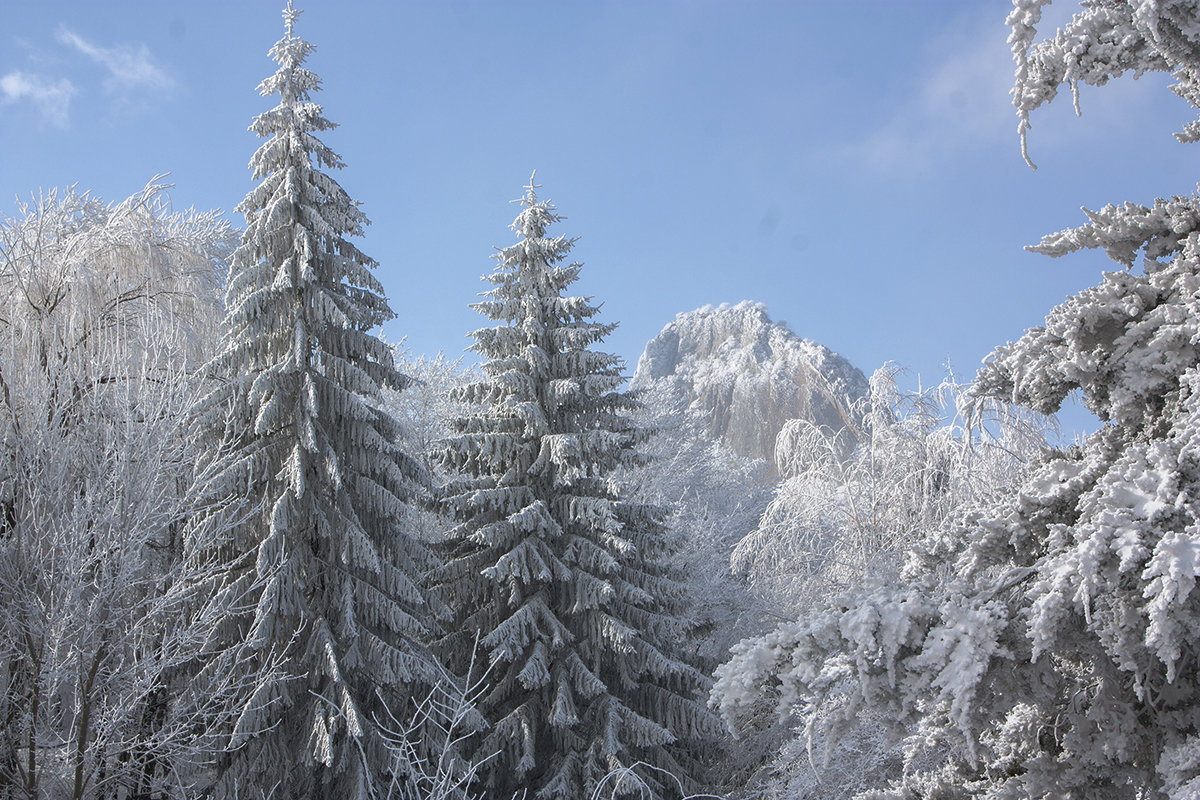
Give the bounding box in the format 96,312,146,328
1008,0,1199,166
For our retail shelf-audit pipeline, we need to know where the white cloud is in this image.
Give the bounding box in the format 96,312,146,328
56,28,174,94
0,70,76,127
842,16,1016,172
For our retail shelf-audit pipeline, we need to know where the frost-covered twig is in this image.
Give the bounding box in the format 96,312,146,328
374,634,492,800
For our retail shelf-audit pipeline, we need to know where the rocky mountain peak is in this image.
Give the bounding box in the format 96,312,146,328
631,301,868,469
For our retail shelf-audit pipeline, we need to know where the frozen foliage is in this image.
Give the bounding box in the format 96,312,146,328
631,302,868,470
732,366,1050,616
1009,0,1200,163
623,380,775,668
186,6,445,798
0,182,250,799
0,179,230,379
713,2,1200,798
385,349,480,479
434,177,722,800
716,369,1049,800
382,350,482,547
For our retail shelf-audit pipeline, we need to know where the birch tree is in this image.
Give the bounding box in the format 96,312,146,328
0,182,248,800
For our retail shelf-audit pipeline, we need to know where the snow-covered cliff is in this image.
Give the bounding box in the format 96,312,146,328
631,301,868,468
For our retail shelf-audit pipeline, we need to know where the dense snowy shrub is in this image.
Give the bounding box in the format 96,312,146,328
387,350,479,465
731,366,1049,616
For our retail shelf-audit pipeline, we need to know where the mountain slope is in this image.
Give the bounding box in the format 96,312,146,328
631,301,868,468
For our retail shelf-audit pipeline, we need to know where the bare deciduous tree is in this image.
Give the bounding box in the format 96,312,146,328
0,181,269,800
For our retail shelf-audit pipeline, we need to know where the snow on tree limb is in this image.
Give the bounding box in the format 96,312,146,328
1008,0,1200,166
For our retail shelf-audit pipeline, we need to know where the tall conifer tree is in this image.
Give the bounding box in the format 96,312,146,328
436,177,719,800
188,4,443,797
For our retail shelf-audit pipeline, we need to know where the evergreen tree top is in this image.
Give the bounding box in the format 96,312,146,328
471,174,611,351
243,0,353,194
259,1,323,110
228,0,386,332
510,172,564,240
282,0,300,38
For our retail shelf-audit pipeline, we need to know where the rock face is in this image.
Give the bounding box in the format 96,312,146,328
631,302,868,468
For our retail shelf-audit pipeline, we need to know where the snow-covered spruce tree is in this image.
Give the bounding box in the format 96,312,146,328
713,3,1200,798
186,5,444,798
434,178,720,800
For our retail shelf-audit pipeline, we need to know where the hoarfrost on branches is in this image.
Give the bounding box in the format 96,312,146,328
433,176,722,800
1009,0,1200,164
713,2,1200,798
731,366,1050,616
184,5,447,797
713,369,1048,800
0,181,259,800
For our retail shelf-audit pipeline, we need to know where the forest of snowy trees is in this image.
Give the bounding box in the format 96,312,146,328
3,1,1200,798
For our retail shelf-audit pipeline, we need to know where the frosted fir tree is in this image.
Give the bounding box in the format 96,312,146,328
435,177,720,800
713,2,1200,798
186,5,444,798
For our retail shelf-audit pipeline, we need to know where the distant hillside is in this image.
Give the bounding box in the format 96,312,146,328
631,301,868,469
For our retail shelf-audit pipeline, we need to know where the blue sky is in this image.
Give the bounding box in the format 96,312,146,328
2,1,1198,434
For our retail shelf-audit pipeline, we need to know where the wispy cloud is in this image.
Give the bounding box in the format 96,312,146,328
0,70,75,127
56,27,174,94
841,16,1015,172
